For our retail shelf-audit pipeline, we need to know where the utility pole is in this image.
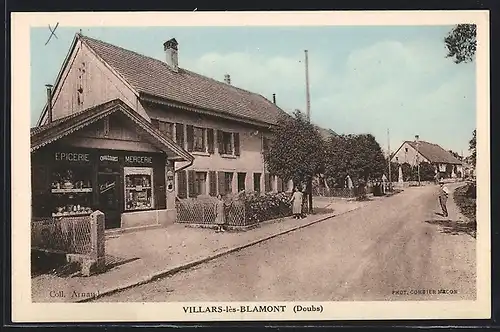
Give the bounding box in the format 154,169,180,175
415,135,421,186
387,128,391,186
304,50,311,122
304,49,312,213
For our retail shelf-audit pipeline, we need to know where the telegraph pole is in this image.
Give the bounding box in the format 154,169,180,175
304,49,312,213
387,128,391,185
415,135,421,186
305,50,311,122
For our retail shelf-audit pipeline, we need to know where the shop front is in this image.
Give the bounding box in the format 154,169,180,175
30,99,194,230
32,146,176,229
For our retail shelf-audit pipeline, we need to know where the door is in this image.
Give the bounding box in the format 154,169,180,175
98,173,122,229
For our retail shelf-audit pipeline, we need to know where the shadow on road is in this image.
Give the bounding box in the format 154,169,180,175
425,218,476,239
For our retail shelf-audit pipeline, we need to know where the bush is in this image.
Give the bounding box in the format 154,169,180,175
232,191,293,224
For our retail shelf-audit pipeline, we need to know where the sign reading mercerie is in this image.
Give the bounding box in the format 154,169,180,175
125,155,153,164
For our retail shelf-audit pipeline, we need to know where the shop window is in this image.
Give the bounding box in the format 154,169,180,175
124,167,154,211
193,127,206,152
50,165,94,217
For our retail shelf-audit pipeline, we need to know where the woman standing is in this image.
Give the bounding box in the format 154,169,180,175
215,194,226,232
290,187,303,219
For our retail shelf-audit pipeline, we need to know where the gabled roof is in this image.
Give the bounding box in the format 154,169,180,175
77,34,288,126
31,99,194,162
402,140,462,164
315,125,337,140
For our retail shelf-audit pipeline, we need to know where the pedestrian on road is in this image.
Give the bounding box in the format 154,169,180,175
215,194,226,232
438,181,450,217
290,187,303,219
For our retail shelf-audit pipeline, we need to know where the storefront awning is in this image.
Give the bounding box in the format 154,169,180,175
30,99,194,163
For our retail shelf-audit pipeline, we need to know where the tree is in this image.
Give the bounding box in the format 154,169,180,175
263,110,325,211
417,162,436,181
448,150,462,161
469,129,476,166
324,133,386,185
444,24,477,64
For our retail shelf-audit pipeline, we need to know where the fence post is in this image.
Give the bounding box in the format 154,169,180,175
90,210,106,272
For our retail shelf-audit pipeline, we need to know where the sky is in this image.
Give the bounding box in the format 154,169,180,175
30,25,476,156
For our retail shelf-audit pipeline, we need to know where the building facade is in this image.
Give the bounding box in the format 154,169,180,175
391,140,464,178
32,33,292,229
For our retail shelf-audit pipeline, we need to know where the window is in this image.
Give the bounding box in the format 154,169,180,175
405,148,408,152
159,121,174,139
124,167,154,211
254,173,261,192
224,172,233,194
218,130,240,156
195,172,207,196
237,172,246,192
50,165,93,217
222,132,233,155
193,127,206,152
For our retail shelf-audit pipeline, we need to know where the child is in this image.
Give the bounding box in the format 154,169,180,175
215,194,226,232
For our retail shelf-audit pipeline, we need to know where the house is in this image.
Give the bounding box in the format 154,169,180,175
32,33,292,229
390,140,464,178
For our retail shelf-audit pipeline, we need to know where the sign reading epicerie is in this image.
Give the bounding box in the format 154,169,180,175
124,155,153,164
55,152,90,162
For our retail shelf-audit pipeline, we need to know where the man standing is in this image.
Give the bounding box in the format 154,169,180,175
438,181,450,217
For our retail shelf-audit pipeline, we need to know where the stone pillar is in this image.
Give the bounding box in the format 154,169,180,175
90,210,105,272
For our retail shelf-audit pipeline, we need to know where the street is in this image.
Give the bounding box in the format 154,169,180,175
96,184,476,302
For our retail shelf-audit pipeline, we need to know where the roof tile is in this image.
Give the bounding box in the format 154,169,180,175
406,140,462,164
80,34,287,125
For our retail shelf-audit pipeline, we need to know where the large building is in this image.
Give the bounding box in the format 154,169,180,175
32,33,292,230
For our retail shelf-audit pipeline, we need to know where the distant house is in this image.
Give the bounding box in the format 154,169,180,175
390,140,463,178
32,33,293,230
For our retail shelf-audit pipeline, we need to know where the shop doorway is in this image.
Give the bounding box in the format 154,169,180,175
98,172,122,229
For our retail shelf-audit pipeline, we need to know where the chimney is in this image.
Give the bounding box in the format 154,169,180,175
163,38,179,72
272,93,276,104
415,135,419,141
224,74,231,85
45,84,53,123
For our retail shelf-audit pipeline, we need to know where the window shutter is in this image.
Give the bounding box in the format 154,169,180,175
151,119,160,130
177,171,187,199
264,173,271,192
209,171,217,196
217,171,226,195
234,132,240,156
217,130,224,154
207,128,215,154
186,125,194,152
277,177,283,192
176,123,184,148
188,170,196,197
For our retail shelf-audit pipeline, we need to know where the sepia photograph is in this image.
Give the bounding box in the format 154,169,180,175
11,10,490,322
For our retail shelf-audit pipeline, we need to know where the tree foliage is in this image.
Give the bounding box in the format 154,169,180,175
324,133,386,186
445,24,477,64
469,129,476,166
263,110,325,188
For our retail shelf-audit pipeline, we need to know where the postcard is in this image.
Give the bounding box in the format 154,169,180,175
11,10,490,322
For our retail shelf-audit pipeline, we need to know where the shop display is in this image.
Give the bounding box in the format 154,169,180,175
124,168,154,211
51,166,93,217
